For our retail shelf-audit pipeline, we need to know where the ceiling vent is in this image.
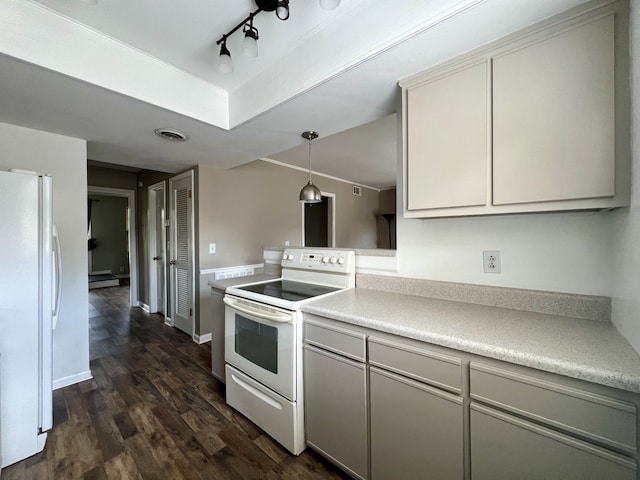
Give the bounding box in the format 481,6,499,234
154,128,189,142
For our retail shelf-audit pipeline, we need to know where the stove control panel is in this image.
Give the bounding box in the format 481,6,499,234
281,248,355,273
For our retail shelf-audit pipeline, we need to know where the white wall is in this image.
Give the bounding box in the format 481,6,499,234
611,0,640,353
0,122,91,387
397,212,612,296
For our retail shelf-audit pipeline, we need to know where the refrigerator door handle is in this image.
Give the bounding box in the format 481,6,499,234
52,223,62,330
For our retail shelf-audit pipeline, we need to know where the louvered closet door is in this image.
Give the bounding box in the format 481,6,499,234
169,172,194,336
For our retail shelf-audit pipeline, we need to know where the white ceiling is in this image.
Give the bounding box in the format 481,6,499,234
0,0,589,189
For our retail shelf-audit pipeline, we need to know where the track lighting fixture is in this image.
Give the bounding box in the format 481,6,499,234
216,0,340,74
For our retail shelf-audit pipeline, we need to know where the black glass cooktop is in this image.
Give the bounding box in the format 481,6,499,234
237,280,341,302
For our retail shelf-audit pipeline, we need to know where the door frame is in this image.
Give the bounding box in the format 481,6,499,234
147,180,167,316
168,170,196,337
301,191,336,248
87,186,139,307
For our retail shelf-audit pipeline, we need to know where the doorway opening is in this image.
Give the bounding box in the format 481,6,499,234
87,186,138,307
302,193,335,248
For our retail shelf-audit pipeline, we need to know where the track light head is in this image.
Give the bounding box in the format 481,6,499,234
242,24,259,58
276,0,290,20
218,42,233,73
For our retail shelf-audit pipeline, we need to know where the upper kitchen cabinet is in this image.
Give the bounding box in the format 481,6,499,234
399,0,630,218
405,60,489,211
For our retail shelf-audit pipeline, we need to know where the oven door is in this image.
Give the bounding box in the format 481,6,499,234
224,295,296,401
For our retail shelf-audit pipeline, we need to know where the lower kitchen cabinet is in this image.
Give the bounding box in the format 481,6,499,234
470,403,636,480
303,314,640,480
304,344,368,480
370,366,464,480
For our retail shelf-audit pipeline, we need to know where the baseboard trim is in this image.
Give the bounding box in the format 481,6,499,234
53,370,93,390
194,333,212,344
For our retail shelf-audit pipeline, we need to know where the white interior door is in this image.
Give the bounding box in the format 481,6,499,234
148,181,166,315
169,171,194,337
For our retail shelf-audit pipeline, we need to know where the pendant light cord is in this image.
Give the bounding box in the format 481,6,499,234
308,137,312,182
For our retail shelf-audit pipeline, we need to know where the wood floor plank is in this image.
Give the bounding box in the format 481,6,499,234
102,450,144,480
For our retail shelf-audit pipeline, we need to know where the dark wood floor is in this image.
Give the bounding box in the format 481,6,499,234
2,285,349,479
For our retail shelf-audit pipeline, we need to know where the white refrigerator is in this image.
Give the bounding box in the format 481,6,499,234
0,169,61,469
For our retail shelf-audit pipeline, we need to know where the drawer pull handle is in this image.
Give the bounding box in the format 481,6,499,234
231,373,283,410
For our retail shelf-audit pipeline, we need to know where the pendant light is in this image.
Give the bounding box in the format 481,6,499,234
299,131,322,203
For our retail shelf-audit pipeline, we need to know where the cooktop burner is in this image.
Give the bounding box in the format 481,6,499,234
237,280,341,302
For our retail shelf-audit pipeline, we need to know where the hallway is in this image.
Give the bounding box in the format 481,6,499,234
1,285,348,479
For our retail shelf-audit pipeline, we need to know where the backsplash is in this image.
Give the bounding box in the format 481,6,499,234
356,274,611,322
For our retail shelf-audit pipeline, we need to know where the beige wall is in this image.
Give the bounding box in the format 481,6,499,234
196,160,379,335
0,122,90,386
88,165,137,190
198,160,379,270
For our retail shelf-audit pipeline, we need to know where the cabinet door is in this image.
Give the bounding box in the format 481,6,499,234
406,61,489,210
470,403,637,480
304,345,368,480
370,367,464,480
492,15,615,205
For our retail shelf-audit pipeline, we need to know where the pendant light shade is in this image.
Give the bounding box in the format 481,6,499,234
299,131,322,203
299,180,322,203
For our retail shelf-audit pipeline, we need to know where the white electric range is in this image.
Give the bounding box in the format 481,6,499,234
223,248,356,455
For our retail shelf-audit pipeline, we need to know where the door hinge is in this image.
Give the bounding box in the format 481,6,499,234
188,190,192,198
189,308,193,317
164,219,170,227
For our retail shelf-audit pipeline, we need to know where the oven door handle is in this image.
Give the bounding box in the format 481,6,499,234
223,296,293,324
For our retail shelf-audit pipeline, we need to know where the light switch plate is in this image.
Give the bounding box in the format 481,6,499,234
209,243,216,254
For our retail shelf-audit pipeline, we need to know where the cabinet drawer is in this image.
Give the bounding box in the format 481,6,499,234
470,362,637,453
471,403,636,480
369,336,462,393
304,318,366,362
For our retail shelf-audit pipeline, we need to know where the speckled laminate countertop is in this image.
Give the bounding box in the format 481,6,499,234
208,274,279,291
301,287,640,394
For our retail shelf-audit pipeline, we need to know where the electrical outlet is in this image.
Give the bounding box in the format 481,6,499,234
483,251,501,274
209,243,216,254
119,266,125,272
